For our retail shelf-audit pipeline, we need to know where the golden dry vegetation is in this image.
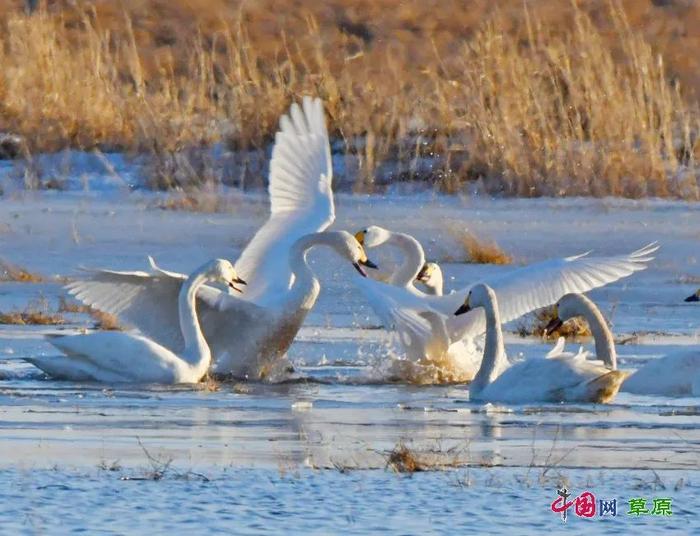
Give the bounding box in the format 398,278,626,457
517,305,594,340
0,0,698,197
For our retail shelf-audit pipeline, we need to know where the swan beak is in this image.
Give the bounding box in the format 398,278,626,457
454,299,471,316
228,277,247,293
544,316,564,335
684,292,699,302
354,230,366,246
353,258,378,277
416,264,430,283
360,257,378,270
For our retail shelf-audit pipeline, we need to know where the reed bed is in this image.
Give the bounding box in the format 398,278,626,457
0,0,698,198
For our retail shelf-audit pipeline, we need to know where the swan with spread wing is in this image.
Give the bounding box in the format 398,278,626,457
29,259,245,384
66,98,376,380
353,226,658,379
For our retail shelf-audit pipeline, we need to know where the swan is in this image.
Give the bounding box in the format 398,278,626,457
621,349,700,397
416,262,443,296
353,225,657,379
62,97,376,380
454,284,628,403
66,231,375,380
546,293,699,397
686,289,699,302
26,259,245,384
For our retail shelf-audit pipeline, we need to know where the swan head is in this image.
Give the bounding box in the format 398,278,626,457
454,283,496,315
685,289,700,302
416,262,443,289
354,226,391,249
544,293,594,333
334,231,378,277
206,259,247,293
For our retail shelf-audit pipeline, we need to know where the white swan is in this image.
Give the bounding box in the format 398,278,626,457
542,292,617,370
353,226,657,379
621,349,700,397
27,259,245,384
63,98,369,380
67,231,375,380
455,285,627,403
547,293,700,397
416,262,443,296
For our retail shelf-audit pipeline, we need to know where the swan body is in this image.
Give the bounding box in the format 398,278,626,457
622,350,700,396
549,293,699,397
457,285,627,403
353,226,656,380
28,260,244,384
64,98,363,380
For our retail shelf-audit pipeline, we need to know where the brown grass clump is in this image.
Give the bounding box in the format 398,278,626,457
518,306,592,341
386,441,468,473
0,259,43,283
0,1,698,197
0,299,65,325
58,296,122,330
446,226,513,265
387,443,423,473
152,191,239,213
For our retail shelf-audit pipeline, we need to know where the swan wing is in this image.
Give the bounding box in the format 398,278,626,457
355,276,448,361
234,97,334,304
441,243,658,340
66,266,266,352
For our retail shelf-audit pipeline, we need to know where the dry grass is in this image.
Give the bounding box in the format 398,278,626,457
58,296,122,330
386,441,469,473
517,306,593,340
446,226,513,265
0,259,43,283
0,1,698,197
152,191,240,213
0,298,65,325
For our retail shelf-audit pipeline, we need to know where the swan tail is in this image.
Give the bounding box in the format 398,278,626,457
568,370,629,403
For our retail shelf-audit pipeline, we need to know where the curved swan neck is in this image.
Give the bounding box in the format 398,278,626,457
471,289,507,394
574,296,617,370
179,269,211,374
288,233,331,308
385,232,425,287
423,269,444,296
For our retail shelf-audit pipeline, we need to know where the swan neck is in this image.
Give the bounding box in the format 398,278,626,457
424,272,443,296
289,234,323,308
179,270,211,374
471,293,507,394
387,233,425,287
578,299,616,370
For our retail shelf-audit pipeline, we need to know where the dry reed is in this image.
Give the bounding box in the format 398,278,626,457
0,1,697,197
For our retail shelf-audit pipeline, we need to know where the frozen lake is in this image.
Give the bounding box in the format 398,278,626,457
0,192,698,533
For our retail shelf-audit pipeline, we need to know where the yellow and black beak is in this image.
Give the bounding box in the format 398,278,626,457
454,297,471,316
685,291,700,303
543,305,563,334
354,230,366,246
228,276,247,293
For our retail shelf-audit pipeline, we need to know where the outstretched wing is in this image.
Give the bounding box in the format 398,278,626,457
66,265,266,353
442,243,659,340
235,97,334,304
